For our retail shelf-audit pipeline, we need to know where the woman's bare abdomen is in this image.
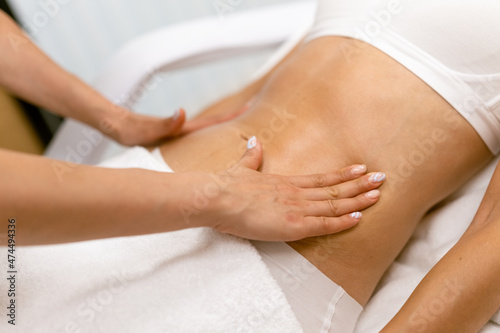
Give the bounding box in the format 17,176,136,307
159,37,492,305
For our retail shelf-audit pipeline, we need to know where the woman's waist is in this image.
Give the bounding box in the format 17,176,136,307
159,119,352,175
160,102,488,180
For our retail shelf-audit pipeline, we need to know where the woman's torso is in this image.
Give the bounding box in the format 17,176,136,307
159,35,493,304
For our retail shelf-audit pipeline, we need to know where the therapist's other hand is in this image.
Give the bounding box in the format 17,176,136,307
205,137,385,242
108,107,186,147
110,107,246,146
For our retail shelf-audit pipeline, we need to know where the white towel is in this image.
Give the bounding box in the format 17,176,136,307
0,147,302,333
355,157,500,332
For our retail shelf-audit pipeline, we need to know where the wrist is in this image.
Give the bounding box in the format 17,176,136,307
60,80,127,141
173,172,227,231
94,103,130,143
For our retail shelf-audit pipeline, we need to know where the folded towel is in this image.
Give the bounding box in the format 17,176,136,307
0,147,301,333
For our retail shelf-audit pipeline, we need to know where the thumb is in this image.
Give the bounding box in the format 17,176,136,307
166,108,186,136
235,136,263,171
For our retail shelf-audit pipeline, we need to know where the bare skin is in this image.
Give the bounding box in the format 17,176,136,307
159,36,493,306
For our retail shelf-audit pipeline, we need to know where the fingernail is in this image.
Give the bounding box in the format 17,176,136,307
369,172,386,183
350,212,362,219
247,136,257,149
243,97,255,110
351,165,366,175
365,189,380,199
173,108,181,121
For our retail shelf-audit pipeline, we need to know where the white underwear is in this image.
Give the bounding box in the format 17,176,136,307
251,241,362,333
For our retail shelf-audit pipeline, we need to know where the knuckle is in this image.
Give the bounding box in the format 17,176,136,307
284,214,303,237
275,183,287,192
356,177,367,189
245,148,257,158
339,168,350,181
320,216,330,233
312,174,326,187
277,183,300,196
285,211,296,223
295,225,310,240
282,199,299,209
327,200,340,216
324,186,340,199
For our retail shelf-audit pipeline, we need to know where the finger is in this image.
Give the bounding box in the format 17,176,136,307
304,190,381,217
117,109,186,146
217,105,249,122
285,164,367,188
232,136,263,171
180,108,246,135
303,172,386,200
300,213,363,238
180,117,213,135
165,108,186,136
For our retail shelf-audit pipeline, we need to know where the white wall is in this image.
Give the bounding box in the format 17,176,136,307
7,0,294,117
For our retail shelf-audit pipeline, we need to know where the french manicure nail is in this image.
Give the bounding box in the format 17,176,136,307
351,165,367,175
350,212,362,219
247,136,257,149
365,190,380,199
369,172,386,183
173,108,181,121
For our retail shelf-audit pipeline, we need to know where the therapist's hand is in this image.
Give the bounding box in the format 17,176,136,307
111,107,245,146
109,108,186,146
200,137,386,241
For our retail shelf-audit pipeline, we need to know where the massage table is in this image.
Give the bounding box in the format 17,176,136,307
42,1,500,331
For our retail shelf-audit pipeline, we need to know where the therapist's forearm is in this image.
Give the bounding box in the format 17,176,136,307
0,148,204,245
383,164,500,333
0,11,119,133
0,145,386,245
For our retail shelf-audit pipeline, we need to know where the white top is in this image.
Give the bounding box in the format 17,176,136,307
307,0,500,154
